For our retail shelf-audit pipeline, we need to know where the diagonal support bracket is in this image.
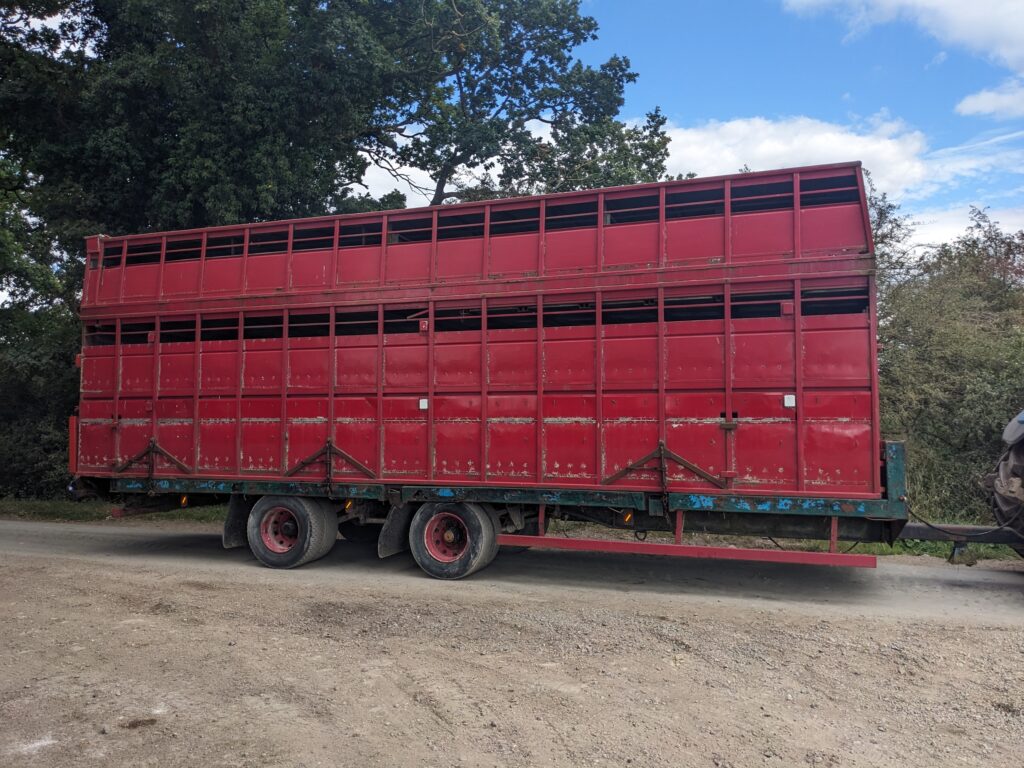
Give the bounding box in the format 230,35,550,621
602,440,726,491
114,438,192,494
286,438,376,496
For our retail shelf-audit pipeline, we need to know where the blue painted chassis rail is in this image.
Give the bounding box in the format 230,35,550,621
111,442,907,521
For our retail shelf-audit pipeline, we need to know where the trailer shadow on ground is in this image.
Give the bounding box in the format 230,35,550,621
75,526,1024,619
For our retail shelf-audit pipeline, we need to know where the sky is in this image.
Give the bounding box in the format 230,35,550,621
365,0,1024,246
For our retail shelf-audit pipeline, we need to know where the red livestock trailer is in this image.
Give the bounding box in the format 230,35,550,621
69,161,908,578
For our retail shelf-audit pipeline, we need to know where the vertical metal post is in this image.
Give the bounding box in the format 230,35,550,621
794,277,805,491
480,296,489,482
156,235,167,300
330,218,340,289
595,290,604,481
280,311,289,475
537,503,546,538
113,318,122,465
234,310,244,474
483,203,491,277
674,509,683,545
657,286,667,450
285,223,295,291
868,273,882,493
241,226,250,295
536,293,545,483
150,316,160,450
597,192,605,271
658,185,667,268
328,304,338,480
427,300,435,481
723,282,734,483
829,516,839,553
117,240,127,303
191,311,201,474
429,208,438,284
538,199,546,277
376,303,385,478
724,180,732,266
379,216,388,285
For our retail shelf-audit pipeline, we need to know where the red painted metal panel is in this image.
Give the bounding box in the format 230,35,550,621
542,395,597,484
382,397,428,477
336,345,378,391
197,398,236,472
155,398,194,472
338,245,382,285
384,344,428,390
202,255,243,295
486,395,537,479
285,397,328,475
489,232,539,275
81,352,116,397
116,399,152,468
434,395,482,479
487,332,537,390
334,396,378,476
732,319,796,389
162,259,201,297
78,400,115,470
240,397,281,472
288,337,330,392
733,210,794,260
68,415,79,474
666,216,724,265
385,243,431,284
602,393,659,486
546,228,597,272
437,238,484,281
604,222,657,267
246,253,288,294
75,162,884,503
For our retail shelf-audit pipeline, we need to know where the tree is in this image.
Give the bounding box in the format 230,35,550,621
1,0,432,249
377,0,651,204
450,109,671,199
875,202,1024,521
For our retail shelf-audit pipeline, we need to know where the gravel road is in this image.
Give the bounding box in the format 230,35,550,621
1,518,1023,768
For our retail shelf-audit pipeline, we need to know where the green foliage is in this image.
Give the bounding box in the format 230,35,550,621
874,194,1024,522
0,302,80,496
381,0,661,204
0,1,668,498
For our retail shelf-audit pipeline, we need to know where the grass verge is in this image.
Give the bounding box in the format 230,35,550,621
0,498,227,524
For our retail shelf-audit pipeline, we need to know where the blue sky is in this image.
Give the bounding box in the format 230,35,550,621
369,0,1024,245
583,0,1024,243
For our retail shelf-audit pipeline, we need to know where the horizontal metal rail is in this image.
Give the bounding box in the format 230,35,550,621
897,521,1024,546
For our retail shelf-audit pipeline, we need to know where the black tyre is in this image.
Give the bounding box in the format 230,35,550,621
339,520,384,544
408,502,497,579
247,495,337,569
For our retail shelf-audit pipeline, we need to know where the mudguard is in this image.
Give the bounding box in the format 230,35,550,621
377,502,416,558
223,494,255,549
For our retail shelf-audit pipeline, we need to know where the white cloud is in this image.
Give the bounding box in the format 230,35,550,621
956,78,1024,119
911,204,1024,244
666,114,924,194
926,50,947,69
664,114,1024,201
783,0,1024,71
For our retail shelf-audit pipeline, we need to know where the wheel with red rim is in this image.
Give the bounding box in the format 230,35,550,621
408,503,497,579
247,496,337,569
260,507,300,553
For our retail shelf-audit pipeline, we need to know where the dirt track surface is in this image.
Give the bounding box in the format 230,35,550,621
1,520,1023,767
